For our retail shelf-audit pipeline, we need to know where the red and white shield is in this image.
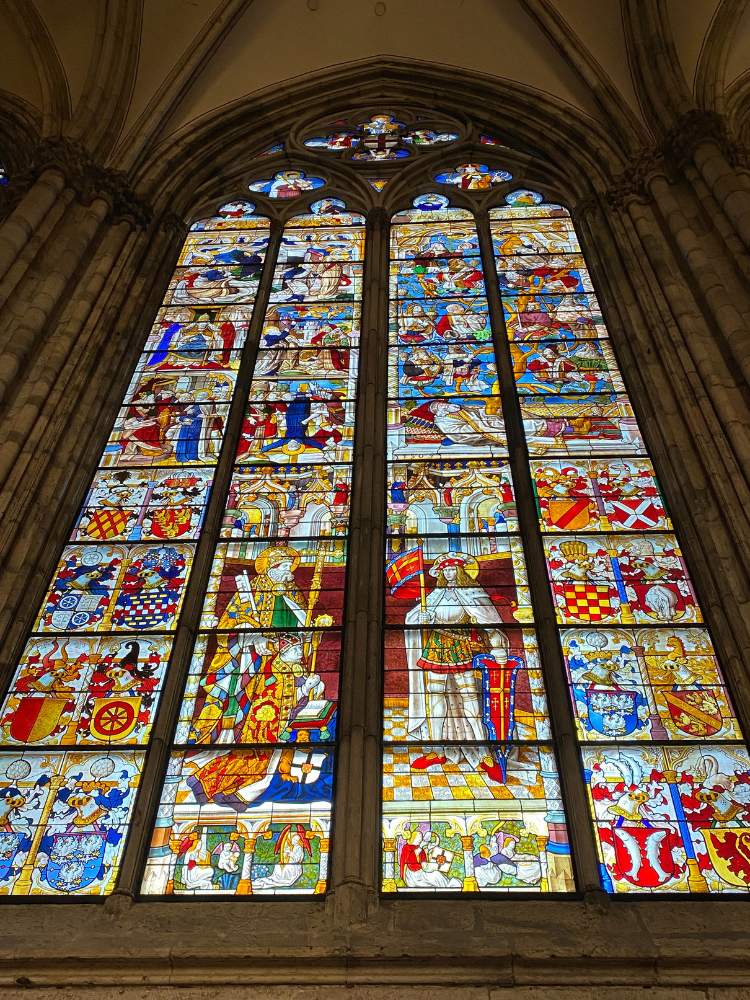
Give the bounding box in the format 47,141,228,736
608,498,662,530
609,825,682,888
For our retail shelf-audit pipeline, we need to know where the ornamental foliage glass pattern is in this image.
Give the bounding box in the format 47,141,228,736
381,195,574,894
490,188,750,894
141,198,364,896
0,200,269,896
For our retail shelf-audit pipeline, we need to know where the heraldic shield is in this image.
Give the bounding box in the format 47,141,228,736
113,589,175,630
583,688,640,738
609,825,683,889
546,498,591,531
0,831,28,881
9,696,68,743
562,584,616,623
85,508,132,541
42,830,107,892
89,697,142,742
700,828,750,888
661,688,723,738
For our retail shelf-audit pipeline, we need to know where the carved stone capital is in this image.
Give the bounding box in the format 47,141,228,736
2,137,155,228
604,146,669,209
662,109,732,167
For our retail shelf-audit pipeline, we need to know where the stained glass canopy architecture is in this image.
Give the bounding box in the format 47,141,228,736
1,114,748,900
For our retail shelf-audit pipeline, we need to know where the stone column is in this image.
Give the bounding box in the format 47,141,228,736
692,137,750,250
0,218,134,487
645,170,750,385
0,169,67,284
0,195,110,404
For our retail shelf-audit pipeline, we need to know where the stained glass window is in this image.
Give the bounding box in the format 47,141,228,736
141,197,364,896
248,171,325,199
381,195,574,894
0,199,270,896
435,164,513,190
303,113,459,161
3,120,748,904
490,189,750,894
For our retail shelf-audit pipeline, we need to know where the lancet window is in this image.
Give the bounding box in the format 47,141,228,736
0,118,748,901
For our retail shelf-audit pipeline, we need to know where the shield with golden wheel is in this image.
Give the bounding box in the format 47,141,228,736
88,696,142,742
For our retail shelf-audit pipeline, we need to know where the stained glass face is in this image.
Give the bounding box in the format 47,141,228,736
105,402,231,467
144,201,364,895
248,171,325,199
0,751,143,896
491,192,750,895
141,748,332,895
270,262,362,303
143,306,252,357
166,266,261,306
178,231,269,267
261,303,359,351
435,163,513,190
0,205,271,896
238,398,356,465
384,535,532,626
389,298,492,345
190,201,267,230
503,292,607,342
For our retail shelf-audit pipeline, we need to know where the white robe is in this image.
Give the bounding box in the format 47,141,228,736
404,584,503,740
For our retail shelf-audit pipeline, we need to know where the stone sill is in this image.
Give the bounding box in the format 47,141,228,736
0,894,749,988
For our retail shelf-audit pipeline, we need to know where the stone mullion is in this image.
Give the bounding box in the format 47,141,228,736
0,169,67,288
0,220,182,665
475,207,602,895
114,221,283,896
0,196,110,404
575,199,750,733
645,173,750,386
329,208,388,920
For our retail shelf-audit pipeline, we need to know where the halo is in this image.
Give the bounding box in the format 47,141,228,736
254,544,301,575
429,551,479,580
